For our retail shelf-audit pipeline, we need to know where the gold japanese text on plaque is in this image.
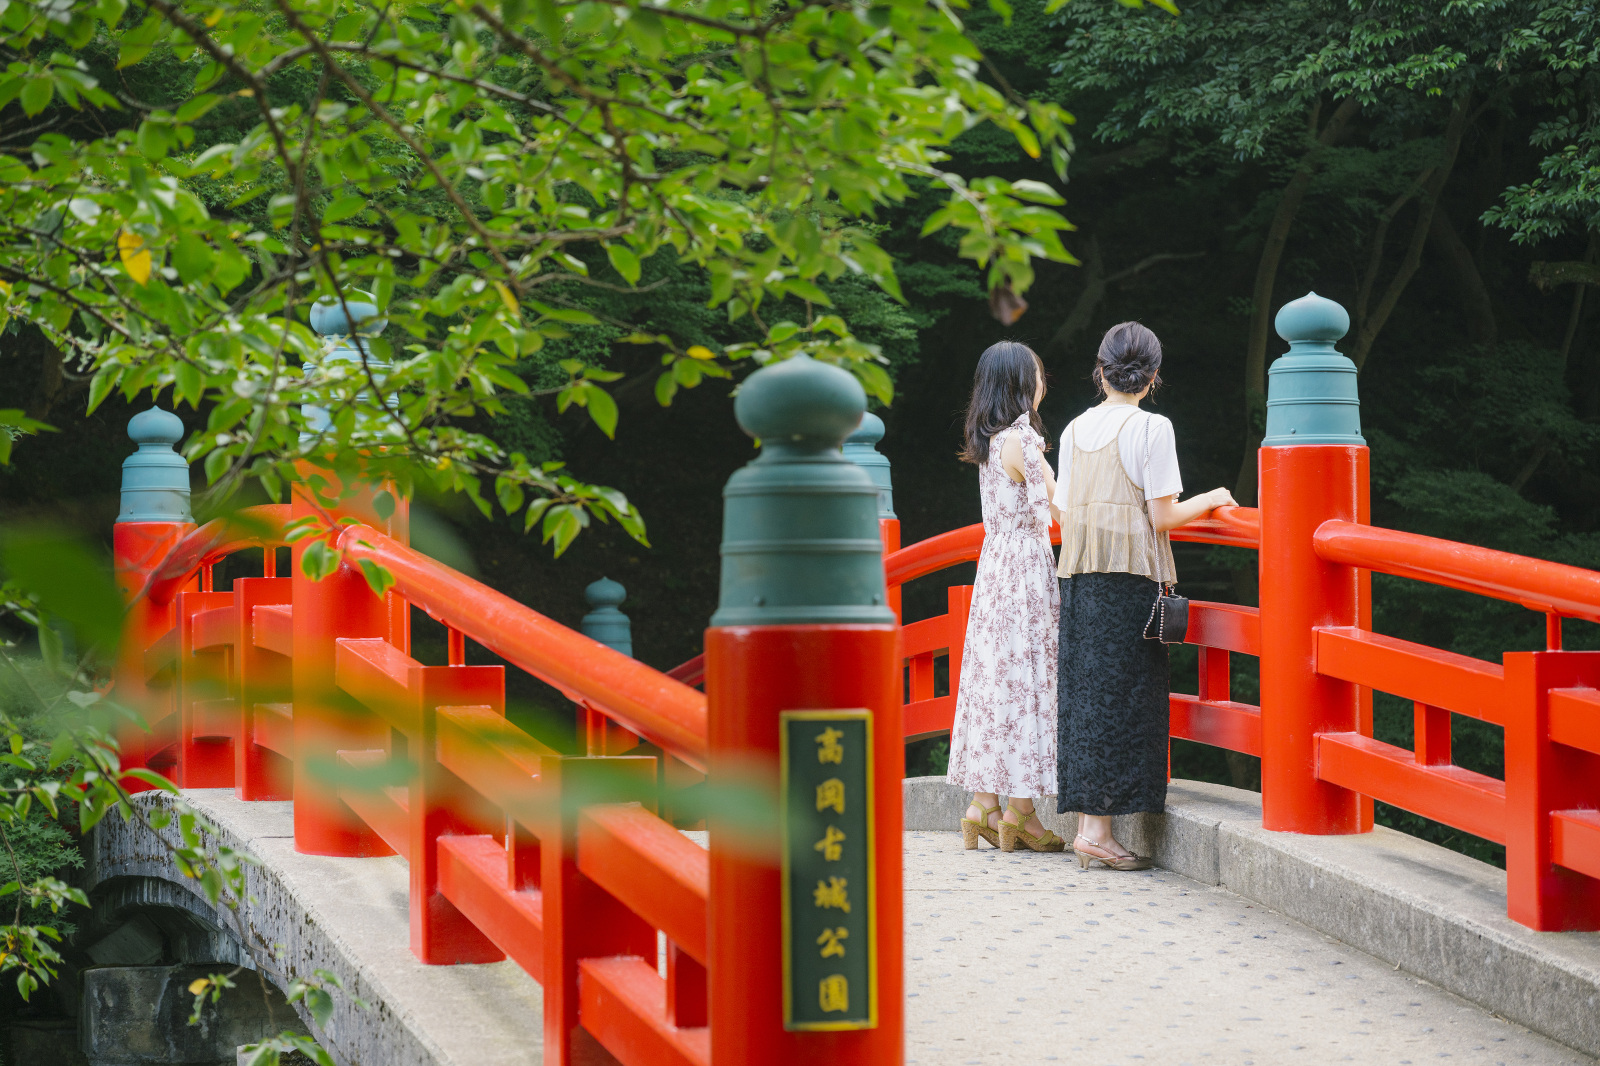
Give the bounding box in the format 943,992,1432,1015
779,709,877,1031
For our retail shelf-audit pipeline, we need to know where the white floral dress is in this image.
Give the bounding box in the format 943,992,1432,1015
945,412,1060,797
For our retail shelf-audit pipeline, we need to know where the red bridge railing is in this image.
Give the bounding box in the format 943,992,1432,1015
116,495,711,1066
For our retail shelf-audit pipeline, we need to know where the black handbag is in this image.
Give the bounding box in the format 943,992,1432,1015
1143,584,1189,644
1138,413,1188,644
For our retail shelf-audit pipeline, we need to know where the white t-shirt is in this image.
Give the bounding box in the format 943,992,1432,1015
1053,405,1183,506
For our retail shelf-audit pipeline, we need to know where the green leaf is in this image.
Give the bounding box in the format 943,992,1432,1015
20,78,52,117
173,233,215,284
324,195,367,223
586,386,618,438
606,244,642,286
356,558,396,597
300,541,340,582
0,531,124,656
655,372,678,407
86,367,121,415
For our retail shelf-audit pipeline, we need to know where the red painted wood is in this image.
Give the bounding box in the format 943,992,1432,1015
144,626,179,683
577,804,709,964
253,703,293,760
338,524,707,771
1315,627,1504,724
1315,520,1600,625
1187,602,1260,657
114,520,194,790
1260,447,1371,834
178,590,236,789
435,705,554,831
1550,809,1600,883
666,942,708,1029
541,756,659,1066
290,482,397,858
141,504,291,607
1414,703,1452,766
1549,688,1600,756
1198,647,1230,703
191,605,235,651
578,955,710,1066
1170,696,1262,757
1503,652,1600,930
191,699,237,740
437,833,544,980
234,578,293,800
903,694,956,743
336,750,409,858
1315,732,1505,844
705,625,902,1066
251,603,293,657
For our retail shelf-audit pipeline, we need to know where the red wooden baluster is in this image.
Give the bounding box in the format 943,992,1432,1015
234,577,293,800
1413,702,1452,767
1504,650,1600,931
410,668,506,964
541,755,657,1065
289,479,395,856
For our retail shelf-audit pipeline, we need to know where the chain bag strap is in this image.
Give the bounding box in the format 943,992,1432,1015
1138,410,1189,644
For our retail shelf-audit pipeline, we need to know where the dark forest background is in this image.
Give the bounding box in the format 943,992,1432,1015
6,0,1600,868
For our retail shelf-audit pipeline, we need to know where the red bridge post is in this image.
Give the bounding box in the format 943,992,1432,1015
290,473,411,856
112,409,197,791
706,356,903,1065
1258,293,1372,834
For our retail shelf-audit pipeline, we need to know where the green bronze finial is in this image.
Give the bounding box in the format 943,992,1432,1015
118,408,192,523
713,356,893,627
580,576,633,658
843,411,895,519
1261,291,1364,447
304,290,389,440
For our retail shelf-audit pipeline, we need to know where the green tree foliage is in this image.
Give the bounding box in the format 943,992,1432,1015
0,0,1074,555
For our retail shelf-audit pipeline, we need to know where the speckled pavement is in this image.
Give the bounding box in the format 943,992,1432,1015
904,831,1593,1066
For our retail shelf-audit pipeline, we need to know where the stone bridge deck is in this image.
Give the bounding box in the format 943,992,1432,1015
88,784,1600,1065
906,832,1583,1065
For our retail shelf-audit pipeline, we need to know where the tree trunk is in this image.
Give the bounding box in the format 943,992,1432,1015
1348,95,1473,371
1232,96,1362,506
1045,236,1108,364
1428,207,1498,348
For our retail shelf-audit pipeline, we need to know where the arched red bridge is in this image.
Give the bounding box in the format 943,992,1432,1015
105,300,1600,1065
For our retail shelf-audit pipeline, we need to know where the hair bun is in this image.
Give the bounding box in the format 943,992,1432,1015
1094,321,1163,395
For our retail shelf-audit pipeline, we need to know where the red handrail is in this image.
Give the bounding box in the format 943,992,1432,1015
1313,520,1600,624
883,505,1260,588
337,523,708,770
142,504,292,606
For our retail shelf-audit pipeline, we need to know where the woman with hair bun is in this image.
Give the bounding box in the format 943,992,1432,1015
947,340,1067,854
1054,322,1236,869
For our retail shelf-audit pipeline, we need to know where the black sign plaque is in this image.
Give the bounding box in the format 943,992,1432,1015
779,709,877,1031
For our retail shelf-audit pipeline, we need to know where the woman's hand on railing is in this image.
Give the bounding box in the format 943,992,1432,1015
1151,488,1238,533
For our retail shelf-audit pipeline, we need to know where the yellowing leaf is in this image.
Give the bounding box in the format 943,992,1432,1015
118,230,152,285
686,345,715,360
493,282,519,315
188,978,211,995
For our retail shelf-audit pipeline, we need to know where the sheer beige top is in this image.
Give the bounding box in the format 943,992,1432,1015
1055,416,1177,584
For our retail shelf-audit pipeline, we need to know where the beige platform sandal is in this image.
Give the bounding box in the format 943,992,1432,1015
1073,834,1152,870
960,802,1002,849
998,803,1066,853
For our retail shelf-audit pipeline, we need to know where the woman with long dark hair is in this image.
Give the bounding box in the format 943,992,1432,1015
1055,322,1236,868
947,341,1066,853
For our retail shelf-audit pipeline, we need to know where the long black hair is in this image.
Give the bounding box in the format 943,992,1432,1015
960,341,1049,464
1092,321,1163,397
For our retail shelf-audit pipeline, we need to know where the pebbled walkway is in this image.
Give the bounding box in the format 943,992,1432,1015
904,831,1593,1066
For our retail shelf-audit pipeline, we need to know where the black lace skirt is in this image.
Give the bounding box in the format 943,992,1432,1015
1056,571,1170,816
